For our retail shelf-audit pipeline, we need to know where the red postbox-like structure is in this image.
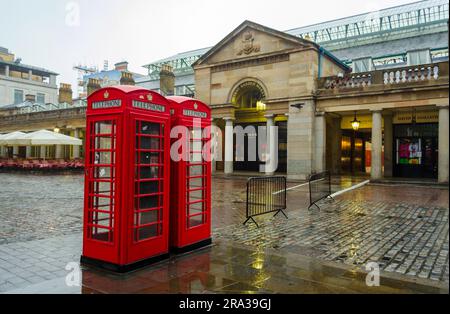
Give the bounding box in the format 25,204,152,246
167,96,212,253
81,86,171,272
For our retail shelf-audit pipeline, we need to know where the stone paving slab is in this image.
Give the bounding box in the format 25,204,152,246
0,234,81,292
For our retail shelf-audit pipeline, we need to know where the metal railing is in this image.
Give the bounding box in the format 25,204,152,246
244,176,287,227
308,171,333,210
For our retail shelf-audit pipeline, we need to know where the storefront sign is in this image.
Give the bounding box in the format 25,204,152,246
92,100,121,109
132,100,165,113
394,111,439,124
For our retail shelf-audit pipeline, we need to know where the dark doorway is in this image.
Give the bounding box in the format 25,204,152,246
233,121,287,173
234,123,263,172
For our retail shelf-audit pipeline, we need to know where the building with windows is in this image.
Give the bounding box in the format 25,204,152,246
81,61,145,97
0,0,448,182
0,47,59,106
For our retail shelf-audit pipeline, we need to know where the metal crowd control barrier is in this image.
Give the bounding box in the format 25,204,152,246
244,176,288,227
308,170,333,210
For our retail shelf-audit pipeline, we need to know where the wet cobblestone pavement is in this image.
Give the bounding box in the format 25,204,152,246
214,197,449,283
0,172,448,293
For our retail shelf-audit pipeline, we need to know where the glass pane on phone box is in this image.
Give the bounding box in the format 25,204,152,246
189,177,203,188
190,152,202,162
141,137,160,149
91,229,111,242
140,152,159,164
93,196,111,207
95,121,113,134
138,166,159,179
94,181,112,194
94,167,112,179
95,136,112,150
189,201,203,211
189,189,203,202
94,151,112,164
137,181,159,194
189,165,203,176
189,215,204,228
91,211,112,227
139,195,158,209
140,122,160,135
138,210,158,225
137,224,158,240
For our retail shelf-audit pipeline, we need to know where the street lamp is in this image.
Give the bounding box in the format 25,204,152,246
351,111,361,131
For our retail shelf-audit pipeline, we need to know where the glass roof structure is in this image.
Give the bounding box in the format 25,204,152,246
142,0,449,80
286,0,448,48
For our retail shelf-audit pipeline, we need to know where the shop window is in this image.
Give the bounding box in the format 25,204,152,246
396,138,421,165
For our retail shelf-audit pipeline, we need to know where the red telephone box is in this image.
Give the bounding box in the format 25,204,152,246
81,86,171,272
167,96,212,253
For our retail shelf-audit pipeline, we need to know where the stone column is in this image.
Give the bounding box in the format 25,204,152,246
371,110,383,180
28,69,33,80
211,119,217,173
223,117,234,175
383,112,393,177
314,112,326,173
55,145,63,159
287,101,315,180
26,146,32,159
5,65,10,76
40,146,46,159
330,116,342,174
264,114,277,175
73,129,80,159
12,145,19,158
438,105,449,183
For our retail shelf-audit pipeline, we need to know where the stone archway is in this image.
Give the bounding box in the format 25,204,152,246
229,78,268,109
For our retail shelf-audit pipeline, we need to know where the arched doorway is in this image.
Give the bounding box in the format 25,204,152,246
231,80,266,109
231,81,267,172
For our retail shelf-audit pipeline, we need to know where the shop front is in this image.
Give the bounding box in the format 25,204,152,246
393,123,438,179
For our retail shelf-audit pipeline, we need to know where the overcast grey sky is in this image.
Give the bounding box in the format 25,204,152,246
1,0,416,89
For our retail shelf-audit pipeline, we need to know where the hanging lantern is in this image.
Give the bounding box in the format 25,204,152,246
351,111,361,131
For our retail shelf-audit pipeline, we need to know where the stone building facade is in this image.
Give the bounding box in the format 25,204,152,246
193,20,449,183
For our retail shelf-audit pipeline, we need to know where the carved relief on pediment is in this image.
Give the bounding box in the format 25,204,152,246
237,31,260,56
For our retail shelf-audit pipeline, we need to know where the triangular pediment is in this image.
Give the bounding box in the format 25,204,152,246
193,20,317,66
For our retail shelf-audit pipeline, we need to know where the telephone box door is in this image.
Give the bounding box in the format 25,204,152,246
83,114,121,263
126,113,170,263
182,123,211,246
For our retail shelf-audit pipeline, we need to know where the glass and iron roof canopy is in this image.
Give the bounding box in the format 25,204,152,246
143,0,449,79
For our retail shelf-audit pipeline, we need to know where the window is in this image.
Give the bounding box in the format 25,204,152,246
14,89,23,104
407,49,431,66
352,58,373,73
36,93,45,104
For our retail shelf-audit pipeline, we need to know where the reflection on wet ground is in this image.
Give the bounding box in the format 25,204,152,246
8,241,447,294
